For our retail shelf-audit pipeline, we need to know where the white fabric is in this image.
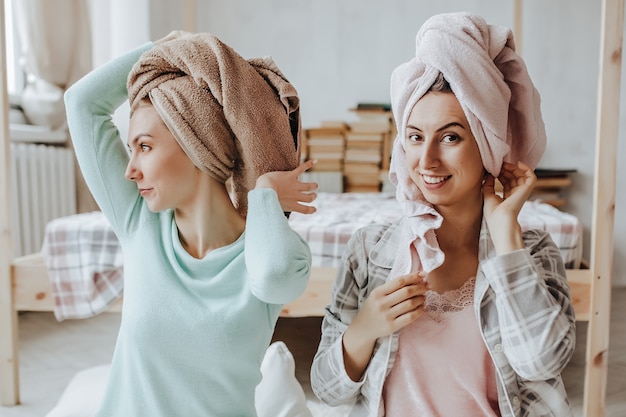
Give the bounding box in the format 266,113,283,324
14,0,91,128
256,341,314,417
45,342,313,417
44,364,109,417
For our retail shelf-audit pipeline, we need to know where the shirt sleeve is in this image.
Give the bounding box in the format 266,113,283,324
481,229,576,380
64,43,153,239
310,229,370,406
244,188,312,305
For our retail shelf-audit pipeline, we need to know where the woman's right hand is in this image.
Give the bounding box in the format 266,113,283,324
341,271,428,381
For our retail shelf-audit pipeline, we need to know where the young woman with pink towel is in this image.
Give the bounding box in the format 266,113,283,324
311,12,575,417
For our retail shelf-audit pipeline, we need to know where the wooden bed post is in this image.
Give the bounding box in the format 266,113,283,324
584,0,623,415
184,0,197,33
0,0,20,407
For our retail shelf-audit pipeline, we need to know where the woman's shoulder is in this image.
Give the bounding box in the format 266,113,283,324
344,218,404,269
352,218,403,246
521,228,556,248
521,228,566,265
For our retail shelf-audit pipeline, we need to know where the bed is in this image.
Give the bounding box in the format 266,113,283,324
11,192,585,322
0,2,621,416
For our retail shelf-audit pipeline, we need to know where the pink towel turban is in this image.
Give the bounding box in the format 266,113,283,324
127,33,301,217
387,12,547,279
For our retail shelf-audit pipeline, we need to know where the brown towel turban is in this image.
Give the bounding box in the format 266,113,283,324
127,32,301,216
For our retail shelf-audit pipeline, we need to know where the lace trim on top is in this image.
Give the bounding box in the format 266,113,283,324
423,277,475,323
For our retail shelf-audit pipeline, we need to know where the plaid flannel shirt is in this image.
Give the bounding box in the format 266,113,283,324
310,217,576,417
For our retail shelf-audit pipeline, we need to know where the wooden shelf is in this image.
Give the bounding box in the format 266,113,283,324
494,172,573,207
535,176,572,188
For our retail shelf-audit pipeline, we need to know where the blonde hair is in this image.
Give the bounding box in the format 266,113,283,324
429,73,453,93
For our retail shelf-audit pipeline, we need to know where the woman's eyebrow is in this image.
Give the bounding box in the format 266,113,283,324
127,133,151,147
406,121,465,132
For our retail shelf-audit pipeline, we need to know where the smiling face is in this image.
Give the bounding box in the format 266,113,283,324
125,103,204,212
404,91,485,212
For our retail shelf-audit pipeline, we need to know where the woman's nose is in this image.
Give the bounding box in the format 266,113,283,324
420,140,440,169
125,159,140,181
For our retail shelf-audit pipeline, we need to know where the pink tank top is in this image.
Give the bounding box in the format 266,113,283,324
383,277,501,416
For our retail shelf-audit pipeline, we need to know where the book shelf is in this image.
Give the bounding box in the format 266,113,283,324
495,168,576,207
303,103,395,193
530,177,571,207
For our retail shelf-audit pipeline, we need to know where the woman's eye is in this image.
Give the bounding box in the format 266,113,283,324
442,134,459,143
407,133,422,143
140,144,151,151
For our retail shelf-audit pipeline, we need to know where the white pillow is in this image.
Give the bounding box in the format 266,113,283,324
45,342,312,417
44,364,110,417
256,341,313,417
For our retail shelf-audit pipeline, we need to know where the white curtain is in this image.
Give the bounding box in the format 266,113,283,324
14,0,92,128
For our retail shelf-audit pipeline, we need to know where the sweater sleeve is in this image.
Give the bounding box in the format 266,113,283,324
481,229,576,380
64,43,152,238
244,188,312,304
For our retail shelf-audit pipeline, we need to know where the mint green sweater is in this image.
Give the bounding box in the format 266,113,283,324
64,43,311,416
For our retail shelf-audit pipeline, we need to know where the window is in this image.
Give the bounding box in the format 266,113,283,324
3,0,23,96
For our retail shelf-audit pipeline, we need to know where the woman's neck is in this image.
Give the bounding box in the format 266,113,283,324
174,178,245,259
426,202,483,293
435,201,483,251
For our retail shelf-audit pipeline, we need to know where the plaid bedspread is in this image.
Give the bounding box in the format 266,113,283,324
288,193,403,266
42,211,124,321
41,193,582,320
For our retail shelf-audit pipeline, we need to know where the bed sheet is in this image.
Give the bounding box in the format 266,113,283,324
42,211,123,320
290,192,582,269
41,192,582,320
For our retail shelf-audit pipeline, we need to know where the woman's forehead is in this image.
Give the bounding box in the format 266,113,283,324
408,92,468,128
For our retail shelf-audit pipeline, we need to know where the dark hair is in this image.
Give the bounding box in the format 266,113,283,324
429,73,453,93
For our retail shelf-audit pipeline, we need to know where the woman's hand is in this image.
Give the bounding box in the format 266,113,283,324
483,161,536,254
254,160,318,214
342,271,428,381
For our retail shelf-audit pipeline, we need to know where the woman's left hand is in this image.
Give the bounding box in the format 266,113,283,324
483,161,536,220
255,160,318,214
482,161,536,254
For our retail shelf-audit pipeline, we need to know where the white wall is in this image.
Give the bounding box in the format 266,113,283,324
94,0,626,286
89,0,151,144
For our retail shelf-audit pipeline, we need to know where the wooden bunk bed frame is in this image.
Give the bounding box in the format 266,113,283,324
0,1,622,416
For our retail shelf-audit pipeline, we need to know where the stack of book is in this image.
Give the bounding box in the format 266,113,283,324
343,103,395,192
305,123,347,172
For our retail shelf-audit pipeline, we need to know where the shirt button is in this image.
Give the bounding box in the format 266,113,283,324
512,396,520,406
494,343,503,353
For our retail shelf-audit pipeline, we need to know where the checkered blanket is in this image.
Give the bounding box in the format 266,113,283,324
41,193,582,320
288,193,402,266
42,211,123,321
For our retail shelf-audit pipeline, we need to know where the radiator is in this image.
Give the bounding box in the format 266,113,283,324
10,142,77,257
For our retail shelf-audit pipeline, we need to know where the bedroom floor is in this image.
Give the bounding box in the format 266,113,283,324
1,287,625,417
